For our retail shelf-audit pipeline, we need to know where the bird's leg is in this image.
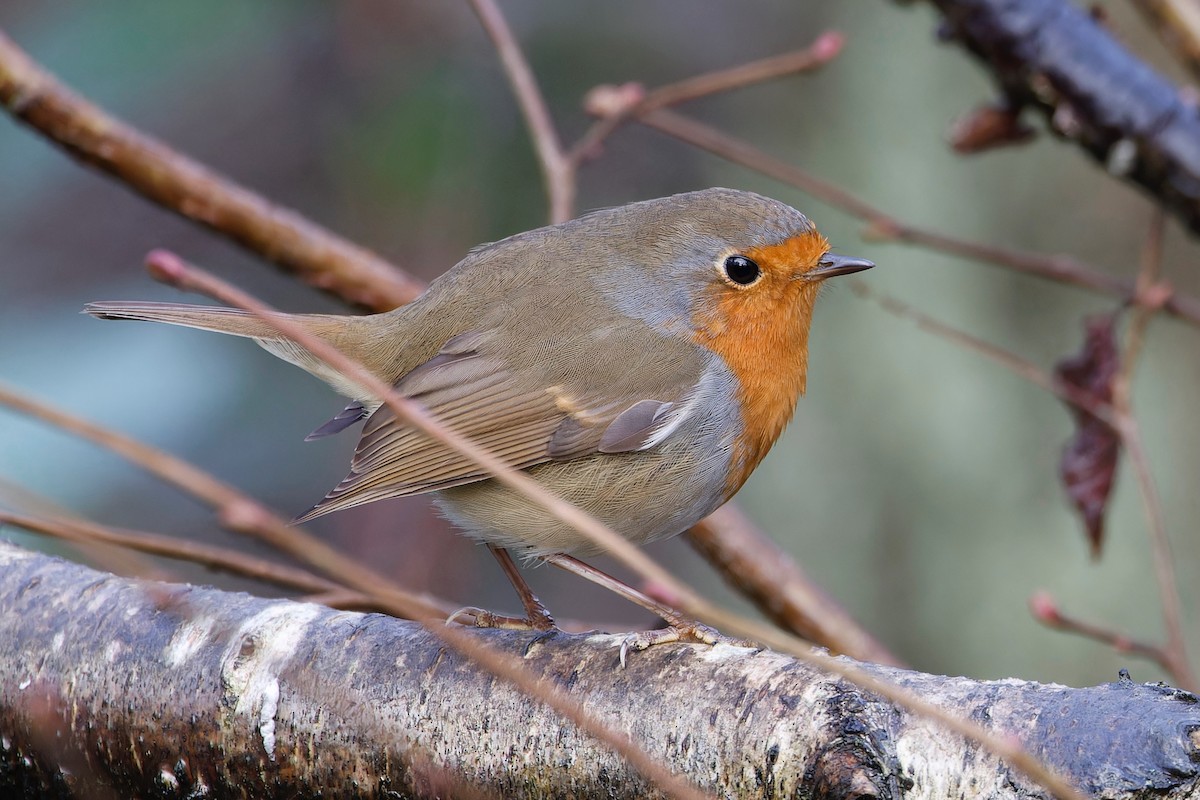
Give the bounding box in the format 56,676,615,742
447,545,557,631
541,553,747,666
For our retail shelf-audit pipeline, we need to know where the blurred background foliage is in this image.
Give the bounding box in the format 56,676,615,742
1,1,1197,687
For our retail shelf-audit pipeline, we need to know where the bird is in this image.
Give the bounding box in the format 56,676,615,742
86,187,873,655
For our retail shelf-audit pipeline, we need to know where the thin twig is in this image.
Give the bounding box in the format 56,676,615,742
0,383,449,622
0,480,170,582
0,509,348,596
631,109,1200,329
848,280,1121,427
0,30,422,310
1110,211,1195,690
1030,590,1170,665
153,250,1086,800
569,32,844,167
466,0,574,224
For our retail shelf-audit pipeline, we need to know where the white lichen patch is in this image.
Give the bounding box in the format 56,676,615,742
0,543,31,565
699,642,757,663
221,602,323,761
259,678,280,759
163,613,218,668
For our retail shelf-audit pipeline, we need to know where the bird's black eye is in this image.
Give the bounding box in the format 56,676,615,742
722,255,761,286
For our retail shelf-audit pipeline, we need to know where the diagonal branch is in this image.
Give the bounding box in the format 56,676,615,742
0,382,448,623
466,0,574,224
0,29,422,310
908,0,1200,236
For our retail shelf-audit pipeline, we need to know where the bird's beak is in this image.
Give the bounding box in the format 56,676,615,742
809,252,874,280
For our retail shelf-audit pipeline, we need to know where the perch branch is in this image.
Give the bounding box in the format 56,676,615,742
5,545,1164,800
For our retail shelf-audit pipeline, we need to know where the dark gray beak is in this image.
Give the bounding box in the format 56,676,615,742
810,252,874,279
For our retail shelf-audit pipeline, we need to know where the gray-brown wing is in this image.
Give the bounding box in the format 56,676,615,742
295,331,711,521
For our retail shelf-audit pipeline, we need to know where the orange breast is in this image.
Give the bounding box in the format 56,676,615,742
692,232,828,497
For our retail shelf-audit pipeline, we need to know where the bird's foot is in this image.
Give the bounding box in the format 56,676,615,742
618,622,753,668
446,605,557,632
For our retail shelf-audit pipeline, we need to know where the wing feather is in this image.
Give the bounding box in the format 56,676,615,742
295,329,715,522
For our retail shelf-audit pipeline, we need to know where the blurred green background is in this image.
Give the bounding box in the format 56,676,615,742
2,1,1197,687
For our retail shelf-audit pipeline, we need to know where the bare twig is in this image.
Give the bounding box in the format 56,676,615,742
848,280,1121,427
1030,590,1169,665
631,109,1200,329
570,32,844,167
0,509,348,596
0,383,449,622
0,29,421,310
466,0,574,224
0,480,170,582
1110,211,1194,690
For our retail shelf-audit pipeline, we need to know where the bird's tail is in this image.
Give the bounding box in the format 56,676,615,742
85,301,294,339
83,301,378,401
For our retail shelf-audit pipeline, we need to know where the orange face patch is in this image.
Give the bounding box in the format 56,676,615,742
692,231,830,497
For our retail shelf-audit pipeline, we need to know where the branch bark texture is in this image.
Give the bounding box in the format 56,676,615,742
2,543,1199,799
914,0,1200,236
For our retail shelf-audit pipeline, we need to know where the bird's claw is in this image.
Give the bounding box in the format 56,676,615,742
619,622,746,668
446,606,557,631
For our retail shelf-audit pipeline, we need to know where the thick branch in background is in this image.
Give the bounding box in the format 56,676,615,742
910,0,1200,235
0,30,421,310
3,542,1200,799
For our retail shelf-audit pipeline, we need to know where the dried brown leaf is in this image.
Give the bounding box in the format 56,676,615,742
1054,314,1121,557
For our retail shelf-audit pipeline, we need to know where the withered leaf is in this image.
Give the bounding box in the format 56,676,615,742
947,103,1035,154
1054,313,1120,557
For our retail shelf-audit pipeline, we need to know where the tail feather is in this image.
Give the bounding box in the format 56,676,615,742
84,301,380,401
84,301,294,340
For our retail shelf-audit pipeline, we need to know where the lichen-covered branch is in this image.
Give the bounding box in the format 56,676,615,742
907,0,1200,236
2,542,1199,800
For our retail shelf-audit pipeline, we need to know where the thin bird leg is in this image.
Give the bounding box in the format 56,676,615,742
446,545,557,631
542,553,747,666
490,545,557,629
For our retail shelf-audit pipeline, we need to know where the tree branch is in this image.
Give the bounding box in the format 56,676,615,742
907,0,1200,236
0,29,422,309
4,542,1199,799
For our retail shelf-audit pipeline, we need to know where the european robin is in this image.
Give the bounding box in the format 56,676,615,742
86,188,872,654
